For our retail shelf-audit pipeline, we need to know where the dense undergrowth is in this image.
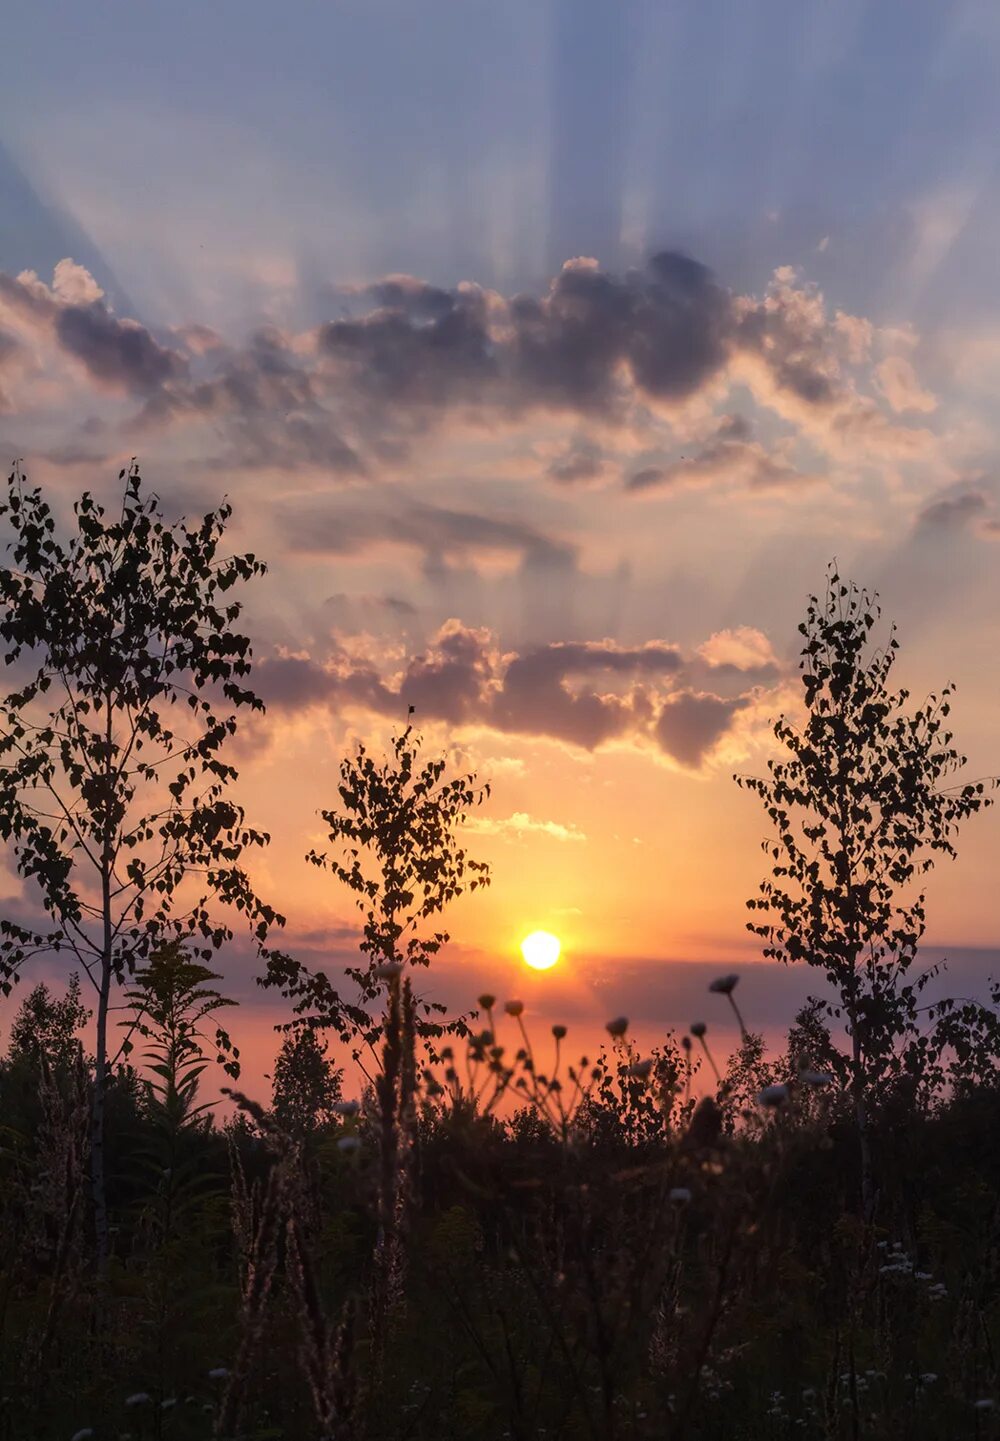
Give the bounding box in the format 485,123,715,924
0,985,998,1441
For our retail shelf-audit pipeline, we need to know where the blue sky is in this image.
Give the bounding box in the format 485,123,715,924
1,0,1000,1058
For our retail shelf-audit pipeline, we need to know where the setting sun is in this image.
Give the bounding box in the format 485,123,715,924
520,930,561,971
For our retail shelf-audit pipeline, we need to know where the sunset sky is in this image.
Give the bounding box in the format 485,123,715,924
2,0,1000,1085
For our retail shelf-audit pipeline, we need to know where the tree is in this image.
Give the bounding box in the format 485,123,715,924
262,719,490,1068
7,973,90,1071
270,1025,343,1138
0,462,280,1264
737,568,994,1218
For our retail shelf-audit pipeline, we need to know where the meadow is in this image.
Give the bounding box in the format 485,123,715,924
0,466,998,1440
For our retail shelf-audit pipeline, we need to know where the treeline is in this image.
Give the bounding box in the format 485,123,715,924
0,466,998,1440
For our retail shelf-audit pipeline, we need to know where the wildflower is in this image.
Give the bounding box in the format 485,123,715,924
628,1058,653,1079
333,1099,360,1117
758,1083,789,1107
681,1035,692,1052
552,1023,567,1039
799,1069,834,1086
668,1187,692,1203
375,961,403,979
207,1368,230,1380
478,993,496,1010
505,999,524,1016
124,1394,150,1407
708,974,739,995
606,1016,628,1037
690,1021,707,1038
337,1135,361,1154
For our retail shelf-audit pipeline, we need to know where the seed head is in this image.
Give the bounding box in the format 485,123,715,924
552,1024,567,1040
375,961,404,979
208,1368,230,1381
478,993,496,1010
504,999,524,1016
125,1394,151,1407
690,1021,707,1038
758,1083,789,1108
606,1016,629,1038
708,974,739,995
333,1099,360,1117
668,1187,692,1204
628,1058,653,1079
799,1069,834,1087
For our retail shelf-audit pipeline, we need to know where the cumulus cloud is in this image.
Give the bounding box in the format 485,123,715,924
0,263,186,396
654,690,749,768
0,252,932,484
698,627,779,672
255,621,780,771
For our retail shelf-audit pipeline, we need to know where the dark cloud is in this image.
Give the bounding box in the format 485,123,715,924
319,283,496,407
492,639,682,749
546,438,606,485
654,691,748,767
915,489,990,532
254,623,757,769
626,414,803,495
316,252,846,432
278,496,574,572
54,301,186,394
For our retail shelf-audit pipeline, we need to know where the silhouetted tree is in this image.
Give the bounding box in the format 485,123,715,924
7,973,90,1071
270,1025,343,1138
0,462,279,1264
737,567,995,1218
263,718,490,1066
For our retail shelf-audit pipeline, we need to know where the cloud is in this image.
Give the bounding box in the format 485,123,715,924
698,627,779,672
625,414,806,494
278,495,574,573
0,253,932,484
915,488,990,531
874,355,936,414
255,621,776,771
466,811,586,843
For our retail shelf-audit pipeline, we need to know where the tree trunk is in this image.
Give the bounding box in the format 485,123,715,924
91,952,111,1271
852,1027,876,1224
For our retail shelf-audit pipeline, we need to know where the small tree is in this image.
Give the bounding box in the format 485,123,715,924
263,719,491,1067
271,1026,343,1138
0,462,280,1264
737,569,994,1218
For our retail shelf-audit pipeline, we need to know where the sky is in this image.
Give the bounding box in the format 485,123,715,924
2,0,1000,1091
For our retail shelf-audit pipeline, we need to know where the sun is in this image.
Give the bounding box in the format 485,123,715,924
520,930,561,971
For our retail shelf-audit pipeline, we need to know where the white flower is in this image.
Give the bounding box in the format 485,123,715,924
708,974,739,995
337,1135,361,1154
799,1069,834,1087
668,1187,692,1204
207,1367,230,1380
333,1100,360,1117
375,961,403,979
125,1393,151,1407
758,1084,789,1108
